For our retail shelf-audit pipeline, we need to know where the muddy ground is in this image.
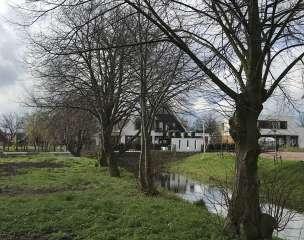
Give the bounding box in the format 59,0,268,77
261,151,304,161
0,161,65,177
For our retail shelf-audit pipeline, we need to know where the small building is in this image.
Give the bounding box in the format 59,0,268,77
171,136,209,152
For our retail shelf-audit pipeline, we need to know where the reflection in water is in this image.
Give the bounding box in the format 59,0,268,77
155,173,304,240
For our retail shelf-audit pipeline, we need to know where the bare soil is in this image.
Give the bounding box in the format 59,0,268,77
0,185,90,197
261,151,304,161
0,161,65,177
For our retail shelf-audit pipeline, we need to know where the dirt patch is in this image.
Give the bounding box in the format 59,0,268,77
0,233,49,240
0,161,65,177
0,185,91,197
261,151,304,161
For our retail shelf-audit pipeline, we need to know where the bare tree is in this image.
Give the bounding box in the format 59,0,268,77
25,112,46,151
16,0,304,238
119,1,304,238
27,4,136,176
127,11,191,194
51,109,97,156
194,114,221,143
0,113,23,150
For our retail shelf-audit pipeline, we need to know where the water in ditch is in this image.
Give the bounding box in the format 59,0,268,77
156,173,304,240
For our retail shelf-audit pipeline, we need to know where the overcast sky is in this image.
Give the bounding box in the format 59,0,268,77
0,0,32,115
0,0,303,120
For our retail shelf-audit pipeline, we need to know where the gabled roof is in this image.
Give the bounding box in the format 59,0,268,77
158,105,188,132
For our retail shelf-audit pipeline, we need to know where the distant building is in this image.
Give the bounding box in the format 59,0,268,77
220,121,235,144
258,115,304,148
94,106,211,152
221,115,304,148
114,106,188,146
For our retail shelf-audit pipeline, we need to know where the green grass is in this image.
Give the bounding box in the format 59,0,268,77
0,154,231,240
168,153,304,212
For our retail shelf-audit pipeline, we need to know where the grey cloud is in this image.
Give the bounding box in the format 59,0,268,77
0,22,25,88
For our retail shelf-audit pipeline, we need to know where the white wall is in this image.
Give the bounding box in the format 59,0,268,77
259,115,304,148
117,118,163,145
117,119,139,144
222,115,304,148
171,138,205,152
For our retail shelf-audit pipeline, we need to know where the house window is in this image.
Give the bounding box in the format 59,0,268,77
272,121,280,129
280,121,287,129
258,120,271,129
259,120,287,129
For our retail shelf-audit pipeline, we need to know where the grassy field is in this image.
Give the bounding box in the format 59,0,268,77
168,153,304,212
0,154,231,240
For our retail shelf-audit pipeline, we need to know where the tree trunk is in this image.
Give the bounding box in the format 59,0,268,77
138,129,156,195
98,133,108,167
226,100,263,240
97,149,108,167
100,129,120,177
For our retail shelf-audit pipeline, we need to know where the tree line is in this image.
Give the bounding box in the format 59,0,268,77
0,110,96,155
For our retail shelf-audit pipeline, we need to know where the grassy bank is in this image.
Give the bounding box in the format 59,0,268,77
0,154,230,240
168,153,304,212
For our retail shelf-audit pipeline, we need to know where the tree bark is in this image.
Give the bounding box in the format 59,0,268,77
226,99,263,240
100,128,120,177
138,128,156,195
138,74,156,195
98,147,108,167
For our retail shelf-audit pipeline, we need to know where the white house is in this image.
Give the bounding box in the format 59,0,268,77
258,115,304,148
221,115,304,148
103,107,212,152
112,106,189,147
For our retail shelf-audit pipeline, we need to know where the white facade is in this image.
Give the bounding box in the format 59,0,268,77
221,115,304,148
259,115,304,148
171,137,209,152
115,119,169,145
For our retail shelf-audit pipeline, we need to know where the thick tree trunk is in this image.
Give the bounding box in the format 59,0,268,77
107,151,120,177
226,100,263,240
98,147,108,167
138,130,156,195
100,129,120,177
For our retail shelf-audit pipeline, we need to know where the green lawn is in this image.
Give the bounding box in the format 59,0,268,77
0,154,231,240
168,153,304,212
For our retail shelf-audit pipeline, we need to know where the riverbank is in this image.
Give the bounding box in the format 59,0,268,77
0,154,230,240
168,153,304,212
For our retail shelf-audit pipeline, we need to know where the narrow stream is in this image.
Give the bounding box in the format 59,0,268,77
156,173,304,240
